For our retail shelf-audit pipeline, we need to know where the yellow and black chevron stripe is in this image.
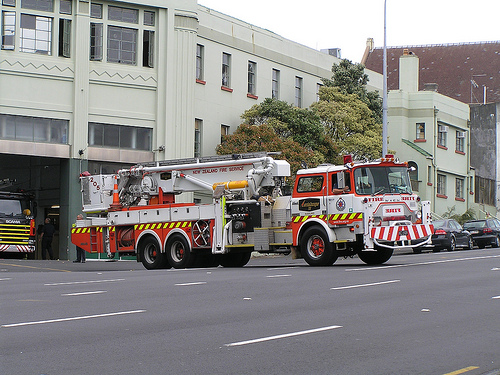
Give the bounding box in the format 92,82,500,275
134,221,192,230
293,212,362,223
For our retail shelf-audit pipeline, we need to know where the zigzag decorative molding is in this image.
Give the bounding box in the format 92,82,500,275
89,69,157,83
0,59,74,73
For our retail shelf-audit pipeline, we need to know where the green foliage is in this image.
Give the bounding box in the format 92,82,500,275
240,98,338,164
311,86,382,160
215,123,323,181
442,206,476,225
322,59,382,123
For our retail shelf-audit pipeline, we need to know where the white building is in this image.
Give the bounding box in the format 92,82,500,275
388,51,473,217
0,0,382,258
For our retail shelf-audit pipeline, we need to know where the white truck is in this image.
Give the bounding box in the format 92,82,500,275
71,152,433,269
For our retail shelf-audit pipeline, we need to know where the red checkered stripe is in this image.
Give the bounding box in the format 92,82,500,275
0,244,34,252
371,224,433,241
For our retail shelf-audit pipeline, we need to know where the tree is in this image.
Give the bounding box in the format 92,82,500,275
216,123,323,180
322,59,382,123
311,86,382,160
240,98,338,164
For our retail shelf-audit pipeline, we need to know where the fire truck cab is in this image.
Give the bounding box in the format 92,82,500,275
291,155,433,266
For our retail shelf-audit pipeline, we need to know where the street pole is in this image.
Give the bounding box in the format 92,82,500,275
382,0,388,157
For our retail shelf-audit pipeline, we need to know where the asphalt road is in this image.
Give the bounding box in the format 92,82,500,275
1,249,500,375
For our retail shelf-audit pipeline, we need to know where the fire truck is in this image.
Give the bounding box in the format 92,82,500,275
0,191,37,257
71,153,433,269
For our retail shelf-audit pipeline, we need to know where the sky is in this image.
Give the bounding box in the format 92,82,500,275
199,0,499,63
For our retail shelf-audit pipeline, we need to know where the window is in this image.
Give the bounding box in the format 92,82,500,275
437,174,446,196
438,124,447,148
59,0,71,15
90,3,102,19
222,52,231,88
142,30,153,67
247,61,256,96
456,130,465,153
20,14,52,55
295,76,302,107
416,123,425,140
408,161,418,191
1,11,16,50
143,10,154,26
107,25,137,65
194,119,202,158
455,178,464,200
108,6,138,24
272,69,279,99
316,83,323,102
88,123,151,151
21,0,53,12
90,22,102,60
221,124,229,143
58,18,71,57
0,114,68,143
2,0,16,6
427,165,432,185
196,44,204,81
475,177,496,206
296,175,324,193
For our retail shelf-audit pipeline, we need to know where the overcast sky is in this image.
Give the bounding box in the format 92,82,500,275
199,0,499,63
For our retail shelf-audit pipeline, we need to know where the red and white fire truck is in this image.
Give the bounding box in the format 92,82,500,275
71,152,433,269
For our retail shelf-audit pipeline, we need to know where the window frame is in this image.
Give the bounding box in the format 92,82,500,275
247,60,256,96
416,122,425,140
196,44,204,81
437,173,447,196
455,177,465,200
272,68,279,99
295,76,303,108
437,124,447,148
455,130,465,153
222,52,231,88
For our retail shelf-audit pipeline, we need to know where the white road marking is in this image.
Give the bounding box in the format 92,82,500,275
225,325,342,347
266,274,291,278
44,279,125,286
0,278,12,281
331,279,400,290
62,291,107,296
346,254,500,271
492,267,500,271
175,281,207,286
492,296,500,299
1,310,146,328
266,266,298,271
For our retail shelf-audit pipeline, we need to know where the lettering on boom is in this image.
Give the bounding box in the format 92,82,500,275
192,166,246,175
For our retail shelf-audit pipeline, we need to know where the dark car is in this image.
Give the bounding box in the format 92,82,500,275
463,218,500,248
431,219,473,252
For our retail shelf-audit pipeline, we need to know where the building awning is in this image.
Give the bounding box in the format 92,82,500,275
401,139,433,157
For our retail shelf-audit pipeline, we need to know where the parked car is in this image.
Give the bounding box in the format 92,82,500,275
463,218,500,248
431,219,473,252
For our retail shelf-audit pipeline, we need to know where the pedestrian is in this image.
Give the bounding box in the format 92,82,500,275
73,214,86,263
40,217,55,260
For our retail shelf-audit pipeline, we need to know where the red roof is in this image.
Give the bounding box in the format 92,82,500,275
363,41,500,104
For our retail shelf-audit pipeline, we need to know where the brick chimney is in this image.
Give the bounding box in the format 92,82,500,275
399,49,419,92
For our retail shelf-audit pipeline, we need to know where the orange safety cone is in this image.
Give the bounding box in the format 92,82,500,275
109,175,122,211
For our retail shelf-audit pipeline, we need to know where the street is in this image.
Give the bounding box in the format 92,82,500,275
1,249,500,375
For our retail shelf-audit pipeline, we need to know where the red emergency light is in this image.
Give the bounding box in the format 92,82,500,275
343,154,353,165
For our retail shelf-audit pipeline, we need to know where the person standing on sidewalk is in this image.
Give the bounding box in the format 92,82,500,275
40,217,55,260
73,214,86,263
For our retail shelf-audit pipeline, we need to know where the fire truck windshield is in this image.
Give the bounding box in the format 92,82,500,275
0,199,23,217
353,166,412,196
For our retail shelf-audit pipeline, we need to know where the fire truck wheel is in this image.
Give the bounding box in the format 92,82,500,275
139,237,168,270
219,252,252,267
358,247,393,265
166,234,195,269
300,227,335,266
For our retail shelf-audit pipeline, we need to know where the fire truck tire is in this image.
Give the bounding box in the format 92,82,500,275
166,234,195,269
219,252,252,267
358,247,393,265
300,227,335,266
139,237,168,270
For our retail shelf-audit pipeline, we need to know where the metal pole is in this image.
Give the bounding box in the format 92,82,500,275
382,0,388,157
